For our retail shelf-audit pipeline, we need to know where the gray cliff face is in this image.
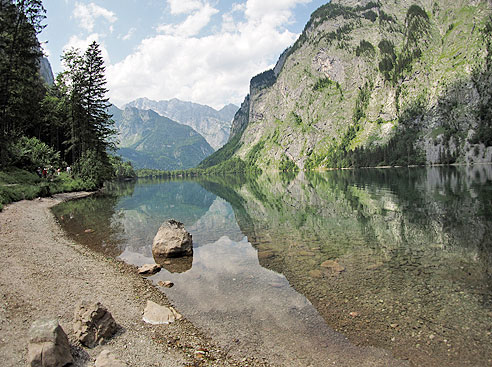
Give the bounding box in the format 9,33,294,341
125,98,238,150
223,0,492,171
39,57,54,85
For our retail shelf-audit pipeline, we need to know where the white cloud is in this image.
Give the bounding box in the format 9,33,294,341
72,2,117,32
63,33,111,64
167,0,204,15
120,27,136,41
158,3,218,37
107,0,313,109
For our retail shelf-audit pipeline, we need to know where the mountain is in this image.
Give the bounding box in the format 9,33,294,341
39,57,54,85
201,0,492,172
125,98,238,150
110,105,214,170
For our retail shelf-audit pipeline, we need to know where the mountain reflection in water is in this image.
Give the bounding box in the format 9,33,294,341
52,166,492,367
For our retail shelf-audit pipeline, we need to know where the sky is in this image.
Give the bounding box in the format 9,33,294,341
40,0,328,110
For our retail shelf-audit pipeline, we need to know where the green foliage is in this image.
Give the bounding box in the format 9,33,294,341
356,40,376,57
198,130,243,169
378,40,396,80
109,155,136,180
363,10,378,22
379,10,396,24
0,1,46,163
470,16,492,146
0,167,93,210
288,112,303,126
353,81,372,124
278,155,299,172
8,136,60,170
73,149,113,190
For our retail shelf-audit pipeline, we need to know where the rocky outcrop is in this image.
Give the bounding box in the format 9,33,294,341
73,302,118,348
207,0,492,170
152,219,193,258
28,319,73,367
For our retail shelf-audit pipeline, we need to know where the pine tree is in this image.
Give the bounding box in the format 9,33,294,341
0,0,46,164
81,41,115,157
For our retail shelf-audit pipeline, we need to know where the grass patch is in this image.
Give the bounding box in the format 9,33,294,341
0,167,94,211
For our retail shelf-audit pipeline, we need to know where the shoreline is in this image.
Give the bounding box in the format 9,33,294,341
0,192,256,366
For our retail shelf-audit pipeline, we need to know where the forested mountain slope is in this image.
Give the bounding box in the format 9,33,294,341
111,105,214,170
125,98,238,150
201,0,492,171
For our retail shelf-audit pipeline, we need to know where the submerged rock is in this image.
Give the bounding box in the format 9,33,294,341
28,319,73,367
142,300,182,325
320,260,345,274
152,219,193,258
157,280,174,288
73,301,118,348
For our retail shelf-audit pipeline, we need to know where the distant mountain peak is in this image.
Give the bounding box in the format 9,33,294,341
124,98,239,150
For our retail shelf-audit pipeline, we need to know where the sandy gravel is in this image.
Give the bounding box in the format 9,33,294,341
0,193,257,367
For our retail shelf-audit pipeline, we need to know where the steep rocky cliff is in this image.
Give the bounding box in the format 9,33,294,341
125,98,238,150
202,0,492,171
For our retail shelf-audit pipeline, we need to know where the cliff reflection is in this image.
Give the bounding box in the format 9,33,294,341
199,165,492,367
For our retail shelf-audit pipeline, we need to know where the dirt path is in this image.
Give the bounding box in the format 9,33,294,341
0,193,252,367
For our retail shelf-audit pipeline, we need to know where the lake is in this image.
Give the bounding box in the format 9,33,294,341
52,165,492,366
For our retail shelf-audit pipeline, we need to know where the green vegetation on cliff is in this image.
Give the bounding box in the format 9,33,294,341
203,0,492,172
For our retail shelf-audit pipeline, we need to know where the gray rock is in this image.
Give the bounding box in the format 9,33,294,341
28,319,73,367
142,300,182,325
73,302,118,348
95,350,127,367
152,219,193,258
137,263,161,275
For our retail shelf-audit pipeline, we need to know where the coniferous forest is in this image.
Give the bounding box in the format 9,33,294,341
0,0,134,208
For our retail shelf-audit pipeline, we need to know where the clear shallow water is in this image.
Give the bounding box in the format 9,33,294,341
52,166,492,366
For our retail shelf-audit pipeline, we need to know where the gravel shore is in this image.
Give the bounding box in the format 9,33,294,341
0,193,260,367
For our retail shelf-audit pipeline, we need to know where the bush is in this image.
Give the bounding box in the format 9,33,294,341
8,136,60,171
74,149,113,189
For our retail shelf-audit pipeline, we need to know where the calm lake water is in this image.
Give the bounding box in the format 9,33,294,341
52,165,492,366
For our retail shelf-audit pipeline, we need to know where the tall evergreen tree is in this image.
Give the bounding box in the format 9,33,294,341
81,41,115,157
0,0,46,164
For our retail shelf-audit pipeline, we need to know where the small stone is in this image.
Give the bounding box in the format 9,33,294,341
390,323,399,329
95,350,127,367
349,312,360,318
309,269,323,278
138,264,161,275
258,251,274,260
320,260,345,274
143,300,182,325
84,229,94,233
157,280,174,288
28,319,73,367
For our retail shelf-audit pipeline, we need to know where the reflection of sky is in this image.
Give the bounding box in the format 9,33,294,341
117,194,406,366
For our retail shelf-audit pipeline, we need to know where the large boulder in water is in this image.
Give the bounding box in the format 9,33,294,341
152,219,193,258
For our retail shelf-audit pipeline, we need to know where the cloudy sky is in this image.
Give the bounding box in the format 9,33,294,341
40,0,327,109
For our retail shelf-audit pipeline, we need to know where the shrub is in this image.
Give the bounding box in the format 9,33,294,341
8,136,60,171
